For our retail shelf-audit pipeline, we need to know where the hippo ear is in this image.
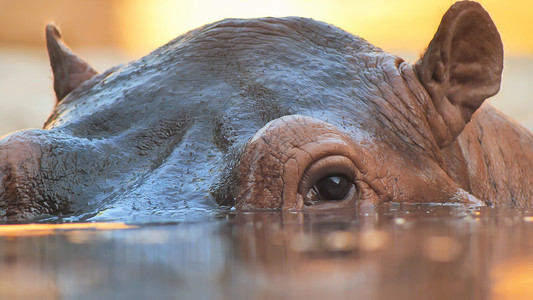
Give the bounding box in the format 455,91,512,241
415,1,503,147
46,24,98,101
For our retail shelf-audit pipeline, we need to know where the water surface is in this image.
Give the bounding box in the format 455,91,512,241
1,203,532,299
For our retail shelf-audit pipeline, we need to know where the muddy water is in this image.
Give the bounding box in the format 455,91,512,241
1,204,532,299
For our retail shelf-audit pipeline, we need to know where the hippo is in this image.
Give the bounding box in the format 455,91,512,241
1,1,532,222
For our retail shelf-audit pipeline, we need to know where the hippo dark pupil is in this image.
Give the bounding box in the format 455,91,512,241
314,175,353,201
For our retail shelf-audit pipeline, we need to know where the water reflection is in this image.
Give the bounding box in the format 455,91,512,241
1,204,533,299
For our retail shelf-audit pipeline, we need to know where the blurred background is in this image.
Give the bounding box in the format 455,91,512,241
0,0,532,137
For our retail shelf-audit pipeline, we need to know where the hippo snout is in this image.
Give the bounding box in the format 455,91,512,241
0,130,64,221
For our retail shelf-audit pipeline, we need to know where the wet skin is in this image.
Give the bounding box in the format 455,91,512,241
1,1,532,222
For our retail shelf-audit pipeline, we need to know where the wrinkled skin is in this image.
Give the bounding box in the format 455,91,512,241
1,1,532,222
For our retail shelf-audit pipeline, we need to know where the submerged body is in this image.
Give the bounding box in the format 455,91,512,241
0,1,532,222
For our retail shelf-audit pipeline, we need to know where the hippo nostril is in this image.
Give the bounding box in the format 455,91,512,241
0,172,3,193
0,167,7,220
0,129,53,221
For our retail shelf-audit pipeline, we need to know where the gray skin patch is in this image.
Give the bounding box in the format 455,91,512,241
244,82,289,124
212,117,235,154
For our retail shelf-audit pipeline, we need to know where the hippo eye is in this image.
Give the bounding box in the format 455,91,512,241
315,175,353,200
304,174,356,205
298,155,359,207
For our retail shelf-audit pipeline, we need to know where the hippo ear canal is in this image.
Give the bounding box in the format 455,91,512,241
46,24,98,102
415,1,503,147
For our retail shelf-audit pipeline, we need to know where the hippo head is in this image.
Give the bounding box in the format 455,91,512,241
0,1,505,221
